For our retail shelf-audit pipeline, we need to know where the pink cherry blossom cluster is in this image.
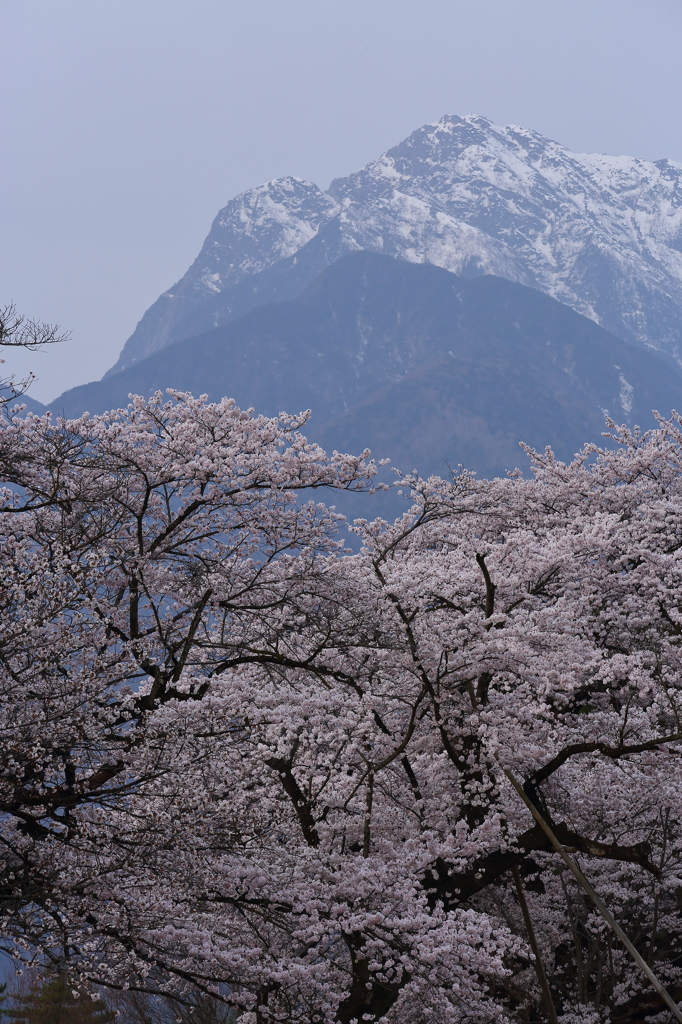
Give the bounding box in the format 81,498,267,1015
2,393,682,1024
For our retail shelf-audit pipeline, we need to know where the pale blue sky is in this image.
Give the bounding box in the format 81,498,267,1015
2,0,682,401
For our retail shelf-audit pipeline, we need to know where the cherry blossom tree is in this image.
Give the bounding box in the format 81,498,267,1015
2,394,682,1024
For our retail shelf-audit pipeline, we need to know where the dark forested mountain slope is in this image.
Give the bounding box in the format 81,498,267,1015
107,115,682,376
51,253,682,481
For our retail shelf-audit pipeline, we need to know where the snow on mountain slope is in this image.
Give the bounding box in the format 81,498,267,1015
107,177,338,374
196,176,339,287
109,115,682,375
329,115,682,354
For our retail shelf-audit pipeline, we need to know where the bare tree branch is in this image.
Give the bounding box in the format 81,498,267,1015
0,303,69,350
0,302,68,403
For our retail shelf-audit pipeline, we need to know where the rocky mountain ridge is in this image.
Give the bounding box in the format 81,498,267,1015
108,114,682,375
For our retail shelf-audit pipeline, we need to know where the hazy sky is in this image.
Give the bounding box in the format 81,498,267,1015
2,0,682,401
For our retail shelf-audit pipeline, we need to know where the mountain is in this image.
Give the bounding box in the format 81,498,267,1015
52,252,682,483
105,178,339,374
108,114,682,376
8,394,46,415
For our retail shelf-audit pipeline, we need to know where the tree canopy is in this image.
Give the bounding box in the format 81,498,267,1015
1,392,682,1023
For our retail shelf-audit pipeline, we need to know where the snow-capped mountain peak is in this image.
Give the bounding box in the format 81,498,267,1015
194,176,339,294
109,115,682,375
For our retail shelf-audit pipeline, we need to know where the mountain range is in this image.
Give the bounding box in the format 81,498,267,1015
105,113,682,376
49,251,682,481
38,114,682,485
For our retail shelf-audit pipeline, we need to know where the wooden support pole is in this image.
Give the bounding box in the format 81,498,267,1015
503,768,682,1024
511,863,560,1024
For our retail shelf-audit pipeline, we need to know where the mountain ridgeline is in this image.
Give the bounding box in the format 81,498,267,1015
44,114,682,485
51,253,682,482
107,114,682,375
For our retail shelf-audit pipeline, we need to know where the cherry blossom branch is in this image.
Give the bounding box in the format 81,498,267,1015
526,733,682,793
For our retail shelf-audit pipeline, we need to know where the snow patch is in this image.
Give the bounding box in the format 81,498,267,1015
618,373,634,415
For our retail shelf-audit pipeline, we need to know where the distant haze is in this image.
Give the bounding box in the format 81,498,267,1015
2,0,682,401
